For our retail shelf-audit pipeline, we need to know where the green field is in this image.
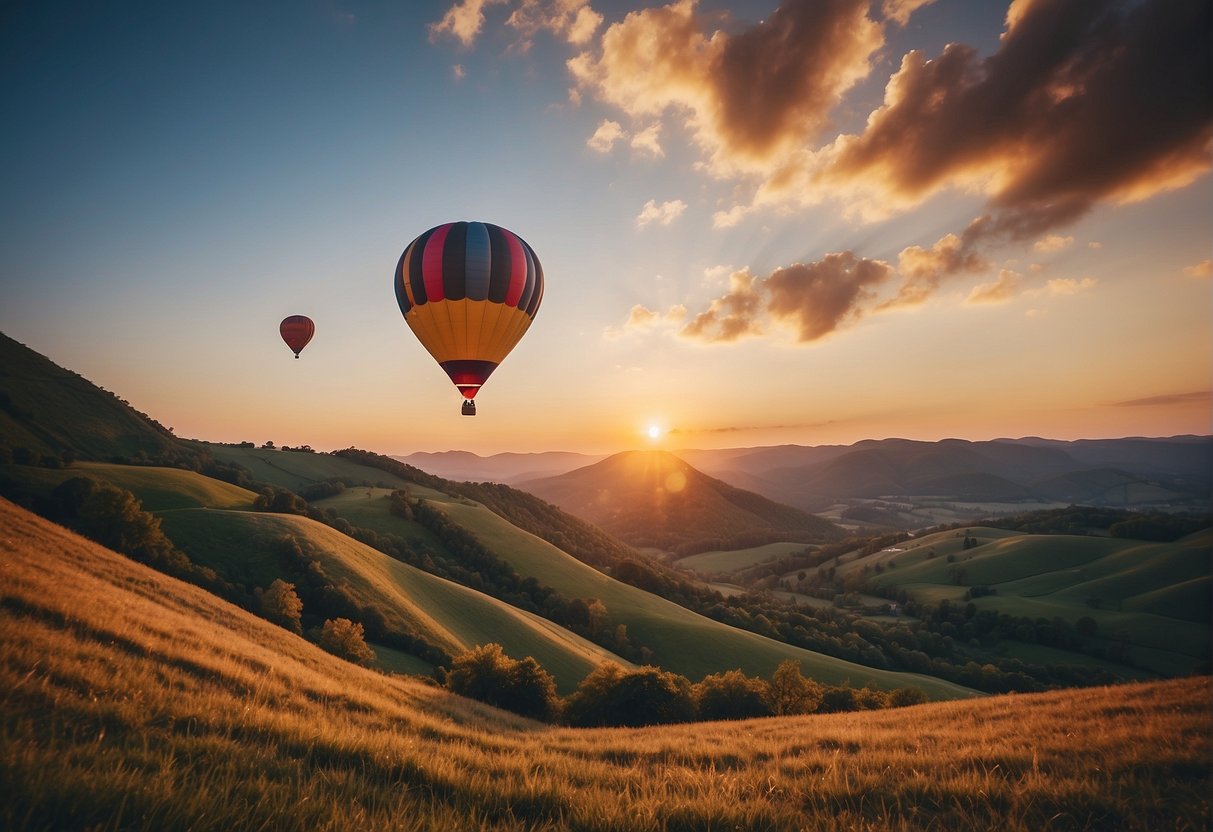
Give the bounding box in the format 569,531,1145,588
674,541,808,576
865,527,1212,675
203,444,417,491
0,461,258,511
161,508,624,692
386,490,977,697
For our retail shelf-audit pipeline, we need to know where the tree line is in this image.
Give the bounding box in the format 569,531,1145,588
440,644,928,726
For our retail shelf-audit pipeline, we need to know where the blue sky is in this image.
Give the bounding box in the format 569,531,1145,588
2,0,1209,455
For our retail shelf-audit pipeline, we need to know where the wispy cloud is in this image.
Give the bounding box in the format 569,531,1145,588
1039,277,1097,296
587,119,624,152
635,198,687,228
966,269,1022,305
430,0,507,46
1183,259,1212,278
508,0,603,50
1109,390,1211,408
629,123,663,157
881,0,936,27
1033,234,1074,253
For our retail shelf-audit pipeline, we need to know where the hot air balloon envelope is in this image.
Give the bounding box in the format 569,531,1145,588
394,221,543,412
280,315,315,358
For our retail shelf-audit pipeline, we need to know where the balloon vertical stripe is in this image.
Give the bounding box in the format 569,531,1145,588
464,222,491,301
422,224,450,302
487,225,513,303
442,221,468,301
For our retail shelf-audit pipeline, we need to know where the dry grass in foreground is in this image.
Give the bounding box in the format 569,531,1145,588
1,497,1209,831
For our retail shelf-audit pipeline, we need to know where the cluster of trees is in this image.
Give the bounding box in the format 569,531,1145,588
441,647,929,726
255,577,376,665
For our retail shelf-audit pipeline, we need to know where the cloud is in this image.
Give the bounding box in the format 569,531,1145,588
604,302,687,339
1109,390,1211,408
1033,234,1074,253
507,0,603,50
587,119,624,152
430,0,507,46
568,0,882,173
764,253,895,341
636,198,687,228
1041,276,1097,295
679,269,766,342
885,229,987,308
966,269,1022,304
1183,259,1212,278
675,254,894,344
452,63,467,80
629,123,664,157
881,0,936,27
807,0,1212,229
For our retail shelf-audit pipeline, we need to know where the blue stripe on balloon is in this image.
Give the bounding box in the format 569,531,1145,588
464,222,491,301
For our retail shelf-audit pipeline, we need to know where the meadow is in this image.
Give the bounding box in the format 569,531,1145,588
2,496,1209,832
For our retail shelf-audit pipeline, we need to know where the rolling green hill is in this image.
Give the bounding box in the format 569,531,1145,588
314,485,975,698
0,460,621,691
518,450,844,551
2,496,1208,832
160,508,623,691
674,541,810,576
861,527,1212,675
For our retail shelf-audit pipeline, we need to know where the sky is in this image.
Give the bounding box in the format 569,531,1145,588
1,0,1210,457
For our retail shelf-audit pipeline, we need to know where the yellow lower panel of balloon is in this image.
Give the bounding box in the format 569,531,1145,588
404,299,533,364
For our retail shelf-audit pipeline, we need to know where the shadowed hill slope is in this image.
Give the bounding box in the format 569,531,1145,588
519,450,843,551
0,332,183,462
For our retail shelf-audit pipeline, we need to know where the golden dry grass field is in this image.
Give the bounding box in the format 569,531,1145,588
1,497,1209,831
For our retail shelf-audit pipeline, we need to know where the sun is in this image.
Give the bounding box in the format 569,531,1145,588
647,424,663,441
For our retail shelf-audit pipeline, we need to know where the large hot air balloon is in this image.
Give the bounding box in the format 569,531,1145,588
280,315,315,358
394,221,543,415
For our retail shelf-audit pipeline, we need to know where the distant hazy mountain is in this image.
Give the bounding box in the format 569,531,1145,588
399,434,1211,514
516,450,843,552
682,436,1211,511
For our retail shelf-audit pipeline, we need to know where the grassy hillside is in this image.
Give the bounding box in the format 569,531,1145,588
0,332,182,461
2,496,1209,832
0,460,260,511
519,449,843,551
0,460,620,691
203,444,418,492
161,508,623,691
859,527,1212,675
674,541,810,576
348,487,974,698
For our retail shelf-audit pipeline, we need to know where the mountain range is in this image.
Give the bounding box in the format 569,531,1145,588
399,434,1211,519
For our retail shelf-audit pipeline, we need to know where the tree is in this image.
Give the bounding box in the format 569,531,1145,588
562,663,695,727
443,643,558,721
694,670,773,721
767,660,823,716
888,686,928,708
317,618,376,666
257,579,303,634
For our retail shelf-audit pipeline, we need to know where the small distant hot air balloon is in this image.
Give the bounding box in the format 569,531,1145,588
280,315,315,358
394,221,543,415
